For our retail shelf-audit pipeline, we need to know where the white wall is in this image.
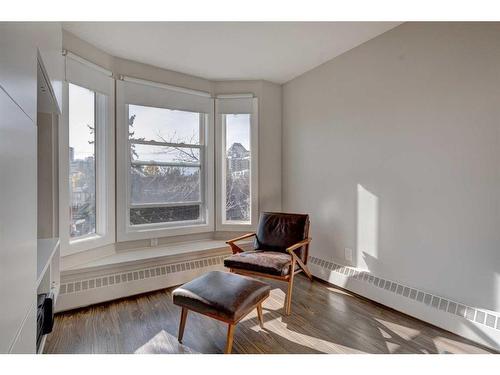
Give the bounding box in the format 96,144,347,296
63,30,212,93
282,22,500,315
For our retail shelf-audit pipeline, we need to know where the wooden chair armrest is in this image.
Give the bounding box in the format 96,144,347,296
225,232,256,245
226,233,256,254
286,237,312,253
287,237,313,280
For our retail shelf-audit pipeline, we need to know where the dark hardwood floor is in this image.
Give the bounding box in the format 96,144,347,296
44,275,495,354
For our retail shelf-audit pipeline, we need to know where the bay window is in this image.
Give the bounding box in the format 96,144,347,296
62,53,259,252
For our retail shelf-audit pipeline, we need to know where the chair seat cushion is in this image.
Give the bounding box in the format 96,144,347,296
224,250,293,276
172,271,270,322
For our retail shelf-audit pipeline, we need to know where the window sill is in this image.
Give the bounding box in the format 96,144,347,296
70,233,100,246
62,238,252,276
68,233,114,255
118,221,214,242
216,222,257,232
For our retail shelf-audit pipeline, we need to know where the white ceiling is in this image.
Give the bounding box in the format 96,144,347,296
63,22,401,84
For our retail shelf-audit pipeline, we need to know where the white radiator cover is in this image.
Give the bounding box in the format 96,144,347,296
56,254,227,312
309,255,500,352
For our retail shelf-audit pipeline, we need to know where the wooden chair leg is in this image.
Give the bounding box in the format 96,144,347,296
225,324,236,354
256,303,264,328
178,307,188,343
285,261,296,315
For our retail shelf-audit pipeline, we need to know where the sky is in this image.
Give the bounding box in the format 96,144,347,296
225,113,250,151
129,104,200,144
69,84,251,161
69,83,95,159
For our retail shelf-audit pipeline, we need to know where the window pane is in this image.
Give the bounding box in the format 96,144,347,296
127,103,204,227
224,114,251,223
130,205,200,225
130,165,201,205
69,83,96,238
132,143,200,165
129,104,200,144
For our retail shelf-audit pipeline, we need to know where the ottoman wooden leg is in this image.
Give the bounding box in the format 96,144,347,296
256,303,264,328
225,324,236,354
178,307,188,343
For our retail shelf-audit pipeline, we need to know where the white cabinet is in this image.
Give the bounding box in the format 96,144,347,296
0,87,37,353
0,21,62,354
35,238,60,353
9,303,36,354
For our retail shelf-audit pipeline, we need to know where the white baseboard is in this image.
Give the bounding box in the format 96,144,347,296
308,256,500,352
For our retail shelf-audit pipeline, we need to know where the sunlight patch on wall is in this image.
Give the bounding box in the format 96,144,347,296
357,184,379,269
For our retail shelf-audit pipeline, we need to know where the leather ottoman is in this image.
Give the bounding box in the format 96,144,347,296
172,270,270,353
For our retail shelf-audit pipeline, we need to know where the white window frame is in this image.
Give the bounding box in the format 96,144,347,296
116,78,214,241
59,53,115,256
215,95,259,231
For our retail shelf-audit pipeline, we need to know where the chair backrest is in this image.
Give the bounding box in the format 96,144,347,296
253,212,310,263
